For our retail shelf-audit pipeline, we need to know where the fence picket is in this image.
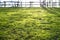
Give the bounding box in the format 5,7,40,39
0,1,60,7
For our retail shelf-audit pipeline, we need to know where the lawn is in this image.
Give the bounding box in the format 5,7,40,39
0,7,60,40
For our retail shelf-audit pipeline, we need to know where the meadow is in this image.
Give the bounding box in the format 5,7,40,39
0,7,60,40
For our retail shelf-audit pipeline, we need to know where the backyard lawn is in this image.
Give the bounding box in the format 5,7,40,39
0,7,60,40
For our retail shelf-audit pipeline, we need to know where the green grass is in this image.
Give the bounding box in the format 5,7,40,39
0,7,60,40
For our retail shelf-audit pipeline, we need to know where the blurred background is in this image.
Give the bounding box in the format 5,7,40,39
0,0,60,7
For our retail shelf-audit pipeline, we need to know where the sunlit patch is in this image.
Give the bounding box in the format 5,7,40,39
7,12,17,16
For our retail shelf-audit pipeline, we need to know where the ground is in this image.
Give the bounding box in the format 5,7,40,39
0,7,60,40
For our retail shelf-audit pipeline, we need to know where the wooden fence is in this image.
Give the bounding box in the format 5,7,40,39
0,1,60,7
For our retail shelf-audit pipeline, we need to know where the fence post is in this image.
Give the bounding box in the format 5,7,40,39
20,2,22,7
40,0,41,7
17,1,19,7
14,2,16,7
30,1,33,7
59,2,60,7
0,2,1,7
52,1,53,7
4,1,6,7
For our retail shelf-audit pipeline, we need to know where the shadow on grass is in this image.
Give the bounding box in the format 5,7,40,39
49,8,60,12
41,7,60,16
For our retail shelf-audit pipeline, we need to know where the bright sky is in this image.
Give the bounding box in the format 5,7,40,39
1,0,39,2
0,0,59,2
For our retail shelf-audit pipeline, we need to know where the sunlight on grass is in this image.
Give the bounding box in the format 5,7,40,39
0,8,60,40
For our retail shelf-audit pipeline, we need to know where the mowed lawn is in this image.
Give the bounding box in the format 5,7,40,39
0,7,60,40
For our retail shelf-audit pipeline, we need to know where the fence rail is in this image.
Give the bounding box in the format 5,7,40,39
0,1,60,7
